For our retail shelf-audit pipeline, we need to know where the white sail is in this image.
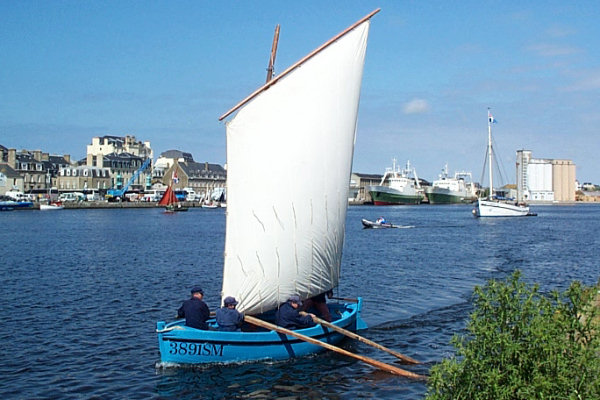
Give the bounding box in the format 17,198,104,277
221,20,371,315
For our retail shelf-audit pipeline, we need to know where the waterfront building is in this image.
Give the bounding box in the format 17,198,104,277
85,135,153,193
0,146,72,196
0,164,24,196
350,172,382,203
516,150,576,203
160,150,226,199
56,166,112,193
86,135,153,163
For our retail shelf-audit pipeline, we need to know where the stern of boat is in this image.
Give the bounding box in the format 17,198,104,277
354,297,368,330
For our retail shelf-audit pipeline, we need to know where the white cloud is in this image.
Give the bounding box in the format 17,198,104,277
528,43,581,57
565,70,600,91
403,98,430,114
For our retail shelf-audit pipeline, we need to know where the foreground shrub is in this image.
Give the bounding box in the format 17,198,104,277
426,271,600,400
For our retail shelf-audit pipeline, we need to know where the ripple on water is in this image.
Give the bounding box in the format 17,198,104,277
1,205,598,399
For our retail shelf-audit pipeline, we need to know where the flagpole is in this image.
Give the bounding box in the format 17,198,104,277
487,108,494,201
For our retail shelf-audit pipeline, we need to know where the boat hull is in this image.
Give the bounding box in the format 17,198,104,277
473,199,530,217
425,188,476,205
361,218,394,229
156,299,366,365
40,204,64,210
367,186,422,205
0,201,33,211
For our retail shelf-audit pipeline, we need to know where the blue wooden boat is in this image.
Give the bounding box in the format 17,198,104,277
157,299,367,364
157,10,379,366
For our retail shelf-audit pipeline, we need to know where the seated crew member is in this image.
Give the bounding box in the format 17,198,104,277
177,286,210,330
216,296,244,331
301,289,333,322
275,295,316,329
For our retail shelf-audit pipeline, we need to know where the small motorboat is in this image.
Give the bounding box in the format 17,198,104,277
361,218,396,229
40,201,64,210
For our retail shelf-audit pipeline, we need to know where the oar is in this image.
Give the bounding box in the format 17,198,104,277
244,315,426,380
300,312,421,365
329,296,359,303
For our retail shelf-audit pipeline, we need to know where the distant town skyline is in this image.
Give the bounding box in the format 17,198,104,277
1,1,598,183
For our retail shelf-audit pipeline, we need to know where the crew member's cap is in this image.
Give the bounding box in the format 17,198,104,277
191,286,204,294
288,295,303,306
224,296,238,306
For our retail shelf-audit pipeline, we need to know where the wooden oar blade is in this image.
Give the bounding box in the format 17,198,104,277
302,312,422,365
244,315,426,380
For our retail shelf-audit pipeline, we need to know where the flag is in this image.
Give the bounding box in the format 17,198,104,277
488,111,497,124
172,168,179,184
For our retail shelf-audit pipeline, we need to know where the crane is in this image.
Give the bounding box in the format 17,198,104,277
105,158,152,201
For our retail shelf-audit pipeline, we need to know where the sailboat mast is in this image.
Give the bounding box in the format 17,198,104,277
487,109,494,200
266,24,280,83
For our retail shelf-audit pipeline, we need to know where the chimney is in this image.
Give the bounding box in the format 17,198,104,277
33,150,42,161
204,162,209,171
64,154,71,164
42,152,49,161
8,149,16,168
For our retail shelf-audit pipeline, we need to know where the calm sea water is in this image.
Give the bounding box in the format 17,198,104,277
1,204,598,399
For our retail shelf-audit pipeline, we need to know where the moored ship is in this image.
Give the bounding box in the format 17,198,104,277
424,164,477,204
367,159,424,205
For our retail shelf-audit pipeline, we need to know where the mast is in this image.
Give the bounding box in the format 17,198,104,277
487,108,494,200
266,24,280,83
219,8,380,121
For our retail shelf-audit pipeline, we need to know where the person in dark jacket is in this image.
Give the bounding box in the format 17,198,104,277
301,289,333,322
275,295,316,329
177,286,210,330
216,296,244,331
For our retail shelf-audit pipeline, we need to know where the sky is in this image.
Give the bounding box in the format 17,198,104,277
1,1,599,184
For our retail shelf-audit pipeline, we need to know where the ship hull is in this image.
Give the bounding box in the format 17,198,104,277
425,188,476,205
368,186,422,205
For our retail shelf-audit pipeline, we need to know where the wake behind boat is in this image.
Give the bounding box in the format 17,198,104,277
155,10,410,369
473,109,533,218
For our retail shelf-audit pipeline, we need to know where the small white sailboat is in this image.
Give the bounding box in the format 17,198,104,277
473,109,532,217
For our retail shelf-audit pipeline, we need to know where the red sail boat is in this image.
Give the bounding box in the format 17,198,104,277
158,165,188,212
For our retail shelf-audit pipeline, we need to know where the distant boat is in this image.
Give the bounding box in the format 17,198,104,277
157,9,379,365
40,202,64,211
473,109,532,217
424,164,477,204
158,166,188,213
361,218,414,229
367,159,424,205
0,193,33,211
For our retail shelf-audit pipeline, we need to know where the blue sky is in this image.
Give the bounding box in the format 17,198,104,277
1,1,598,183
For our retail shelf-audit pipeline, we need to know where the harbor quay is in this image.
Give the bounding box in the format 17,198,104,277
16,200,207,210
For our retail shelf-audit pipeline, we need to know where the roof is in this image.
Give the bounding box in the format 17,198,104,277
0,164,20,178
180,161,226,178
161,149,194,162
353,172,382,179
104,152,144,161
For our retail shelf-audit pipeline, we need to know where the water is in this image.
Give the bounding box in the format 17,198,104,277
1,204,598,399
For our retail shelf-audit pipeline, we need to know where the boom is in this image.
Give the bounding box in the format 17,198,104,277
106,158,152,201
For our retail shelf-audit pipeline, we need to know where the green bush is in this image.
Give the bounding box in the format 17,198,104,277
426,271,600,400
